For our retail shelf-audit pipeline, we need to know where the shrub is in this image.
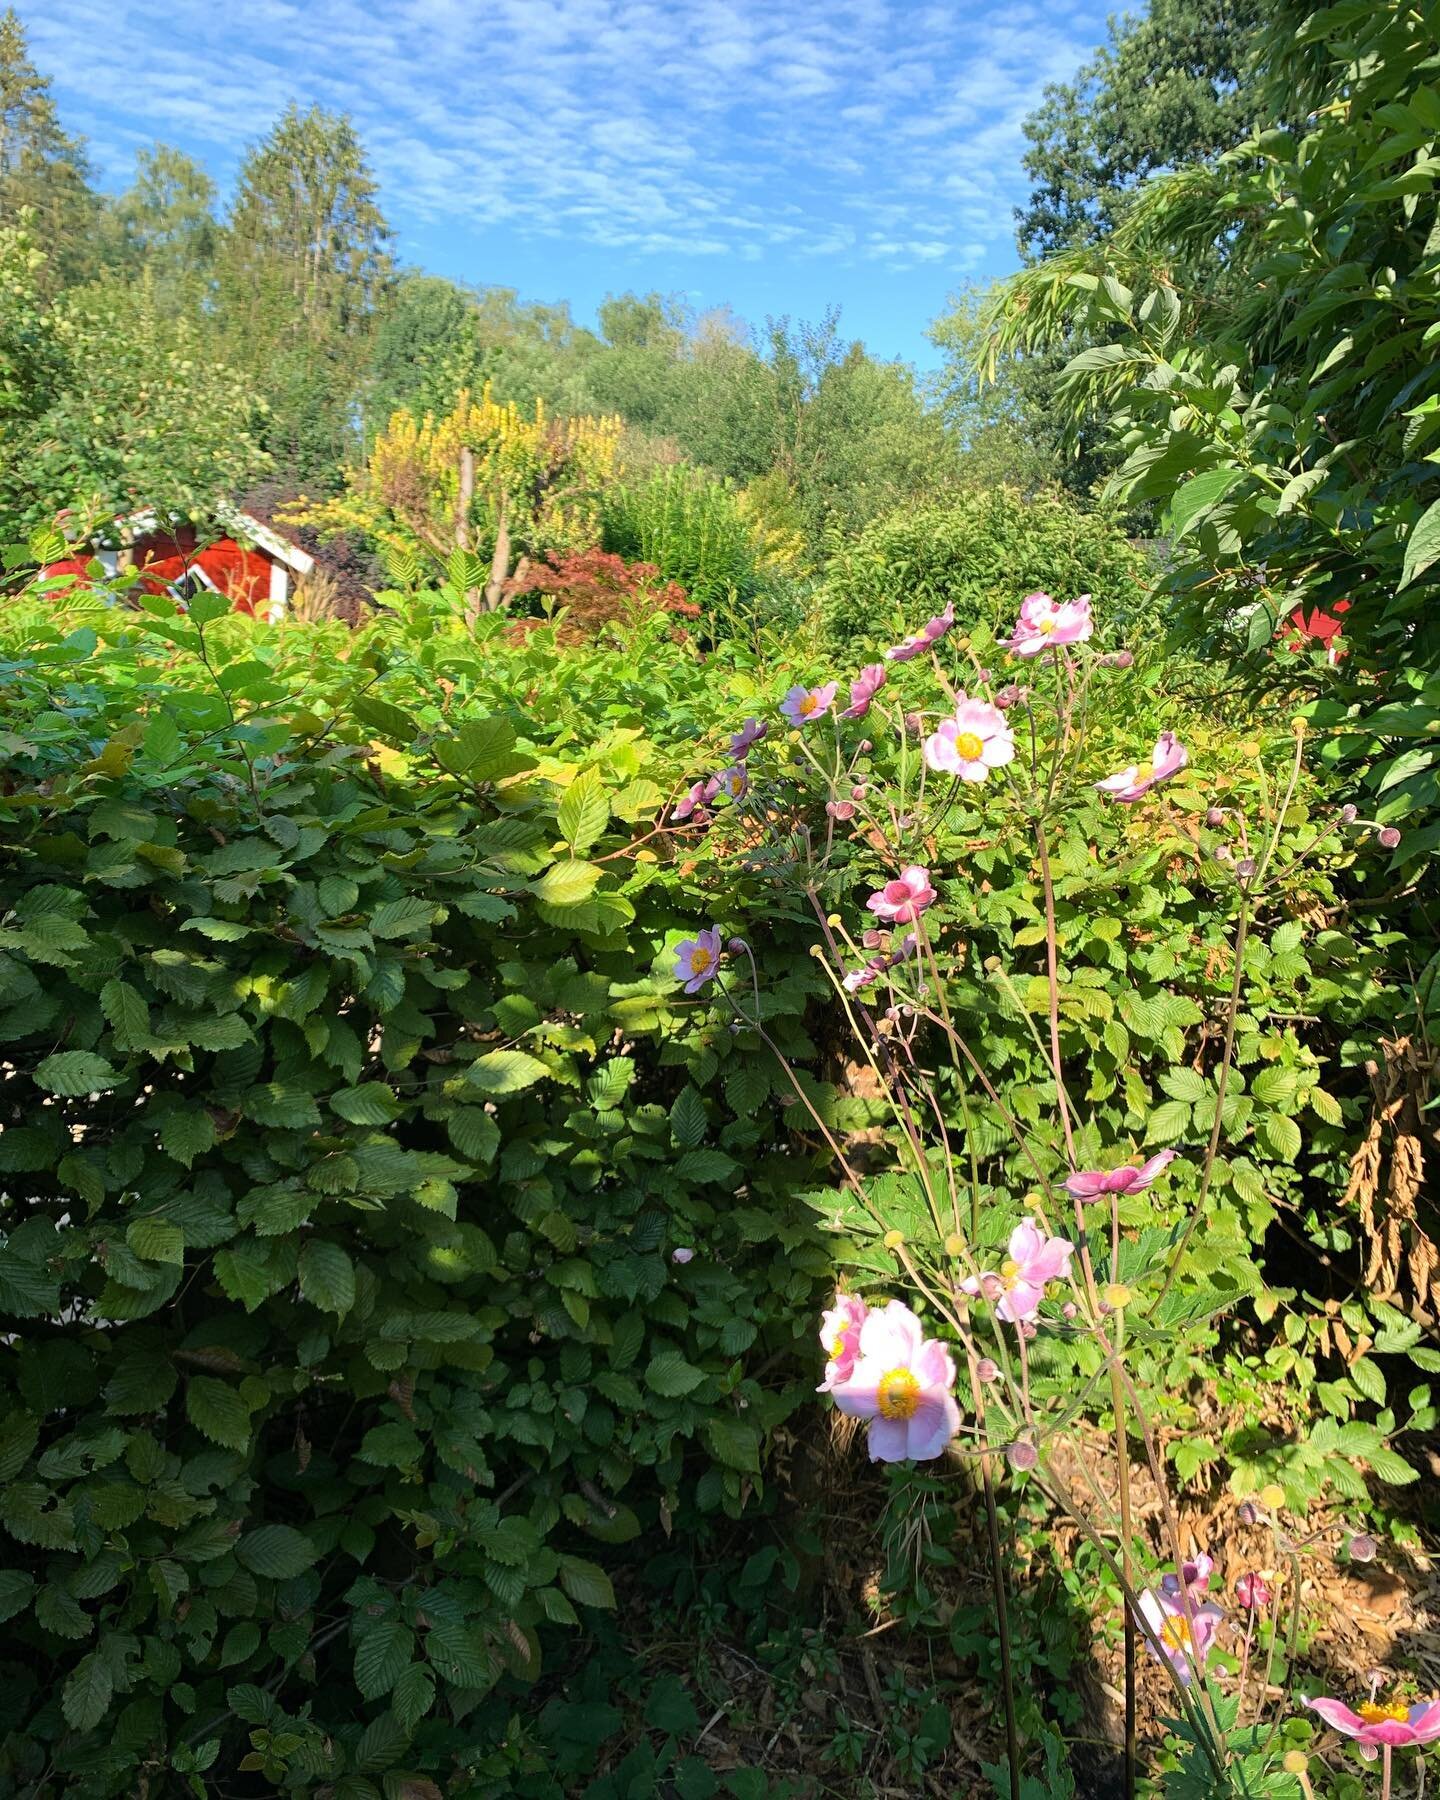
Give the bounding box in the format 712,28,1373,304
601,464,761,611
0,594,836,1795
506,547,698,639
817,486,1150,650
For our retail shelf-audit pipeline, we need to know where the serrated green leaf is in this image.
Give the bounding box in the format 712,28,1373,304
235,1524,317,1579
298,1239,356,1316
35,1051,121,1097
185,1376,252,1451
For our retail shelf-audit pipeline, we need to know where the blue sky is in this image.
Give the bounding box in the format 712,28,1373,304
23,0,1117,367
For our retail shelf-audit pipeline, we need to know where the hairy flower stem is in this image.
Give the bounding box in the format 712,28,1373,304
1149,892,1250,1317
1108,1357,1138,1800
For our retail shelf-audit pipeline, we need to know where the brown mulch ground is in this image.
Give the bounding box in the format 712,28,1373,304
579,1408,1437,1799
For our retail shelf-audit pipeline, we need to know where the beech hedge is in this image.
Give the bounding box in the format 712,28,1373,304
0,602,840,1795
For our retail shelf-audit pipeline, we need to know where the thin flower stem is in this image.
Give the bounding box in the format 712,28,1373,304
967,1357,1022,1800
1035,824,1078,1169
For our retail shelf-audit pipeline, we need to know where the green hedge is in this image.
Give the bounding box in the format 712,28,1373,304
817,486,1150,650
0,601,838,1795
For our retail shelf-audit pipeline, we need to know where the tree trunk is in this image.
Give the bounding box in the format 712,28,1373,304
483,495,511,613
457,447,482,624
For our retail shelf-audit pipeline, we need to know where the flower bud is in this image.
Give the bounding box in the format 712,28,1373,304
1206,807,1224,826
1348,1532,1377,1563
826,800,857,820
671,1247,695,1264
1259,1482,1286,1513
943,1232,965,1257
727,937,748,954
1061,1301,1077,1320
1103,1282,1132,1310
1113,649,1134,669
976,1357,999,1383
1006,1439,1038,1472
976,667,992,684
1240,740,1262,759
851,783,869,799
994,683,1019,710
1291,715,1308,737
882,1229,905,1250
1237,857,1256,882
1234,1571,1272,1610
1378,826,1401,849
1282,1751,1308,1776
1340,804,1358,823
858,739,873,754
862,929,883,949
903,712,922,738
1237,1501,1259,1526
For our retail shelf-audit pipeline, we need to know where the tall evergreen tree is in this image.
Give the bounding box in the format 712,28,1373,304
0,8,97,289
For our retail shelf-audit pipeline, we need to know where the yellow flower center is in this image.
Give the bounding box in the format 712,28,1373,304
954,730,984,761
1134,760,1156,783
1358,1702,1410,1725
877,1366,921,1420
690,946,713,975
800,694,819,715
1160,1615,1194,1651
1000,1259,1021,1284
1039,617,1056,634
829,1333,849,1359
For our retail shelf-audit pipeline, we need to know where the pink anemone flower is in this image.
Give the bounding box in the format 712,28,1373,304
713,764,748,803
924,697,1016,783
1097,732,1188,802
1136,1588,1224,1687
840,663,887,719
674,928,722,994
672,779,711,822
885,602,955,662
730,717,768,756
1307,1697,1440,1748
1066,1149,1177,1202
866,866,936,925
780,682,838,727
1006,591,1093,657
817,1293,868,1392
830,1300,960,1463
1161,1553,1215,1600
962,1218,1074,1324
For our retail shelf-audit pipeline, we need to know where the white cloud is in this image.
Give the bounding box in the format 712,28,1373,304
23,0,1104,273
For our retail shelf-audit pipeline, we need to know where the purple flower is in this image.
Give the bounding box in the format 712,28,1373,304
713,764,748,803
1161,1554,1214,1601
1378,826,1401,849
1066,1149,1177,1202
675,928,722,994
840,663,887,719
671,1246,695,1264
730,717,768,756
672,780,710,822
780,682,838,727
